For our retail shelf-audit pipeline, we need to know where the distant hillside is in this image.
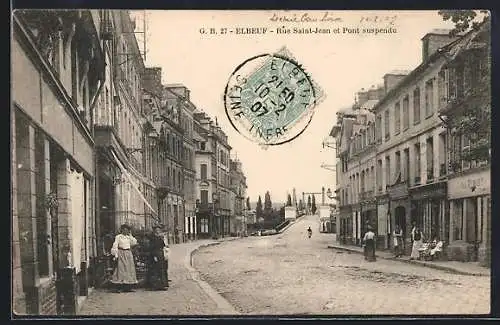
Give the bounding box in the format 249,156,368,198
249,202,285,210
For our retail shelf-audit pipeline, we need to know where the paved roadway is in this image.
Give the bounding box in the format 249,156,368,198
192,214,490,315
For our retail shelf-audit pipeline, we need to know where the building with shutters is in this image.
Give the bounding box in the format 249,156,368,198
12,9,106,315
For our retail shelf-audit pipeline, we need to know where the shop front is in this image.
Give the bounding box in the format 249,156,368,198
387,182,411,254
409,181,448,252
337,205,352,245
376,195,389,250
446,167,490,265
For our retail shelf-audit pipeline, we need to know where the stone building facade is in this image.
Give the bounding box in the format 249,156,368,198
329,25,490,266
12,9,105,314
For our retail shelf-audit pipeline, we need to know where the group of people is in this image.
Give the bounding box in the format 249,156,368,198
362,222,443,262
109,224,170,292
393,222,443,260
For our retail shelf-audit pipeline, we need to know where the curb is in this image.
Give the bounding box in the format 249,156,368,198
186,239,241,315
327,245,489,277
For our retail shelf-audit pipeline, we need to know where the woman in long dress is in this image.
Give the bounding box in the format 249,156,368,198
147,225,169,290
363,225,376,262
393,225,403,257
410,226,424,260
110,224,138,292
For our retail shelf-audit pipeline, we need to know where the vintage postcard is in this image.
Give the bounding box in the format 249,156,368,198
11,9,491,317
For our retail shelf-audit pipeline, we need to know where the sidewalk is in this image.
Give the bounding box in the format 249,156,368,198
78,237,240,316
328,242,490,277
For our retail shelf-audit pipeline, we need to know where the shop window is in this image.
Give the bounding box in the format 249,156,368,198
453,201,463,240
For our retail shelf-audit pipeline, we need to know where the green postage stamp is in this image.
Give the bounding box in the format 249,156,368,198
224,47,325,146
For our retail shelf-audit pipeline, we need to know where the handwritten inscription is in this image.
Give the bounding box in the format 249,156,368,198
269,12,343,23
269,12,397,26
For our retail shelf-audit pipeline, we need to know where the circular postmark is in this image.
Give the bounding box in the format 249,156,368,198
224,48,322,146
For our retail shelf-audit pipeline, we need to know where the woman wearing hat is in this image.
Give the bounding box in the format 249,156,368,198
147,225,169,290
363,225,376,262
110,224,138,292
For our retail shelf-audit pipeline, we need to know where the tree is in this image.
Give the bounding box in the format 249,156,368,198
256,196,263,221
438,10,489,36
286,194,292,206
311,195,317,214
307,195,312,210
264,191,273,220
246,197,251,210
438,10,491,163
298,199,304,211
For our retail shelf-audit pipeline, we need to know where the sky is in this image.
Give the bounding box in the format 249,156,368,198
136,10,456,204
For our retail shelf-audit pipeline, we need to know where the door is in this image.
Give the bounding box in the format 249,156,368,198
395,206,407,237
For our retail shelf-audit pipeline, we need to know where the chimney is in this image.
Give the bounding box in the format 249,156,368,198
421,29,458,62
383,71,409,94
356,88,369,106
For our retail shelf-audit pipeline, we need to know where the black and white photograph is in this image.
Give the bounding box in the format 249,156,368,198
10,8,492,317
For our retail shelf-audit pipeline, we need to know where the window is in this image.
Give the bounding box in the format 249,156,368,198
404,148,410,184
453,200,463,240
200,218,209,233
200,142,206,151
384,109,390,140
426,137,434,180
403,95,409,130
425,79,434,117
385,156,391,187
200,190,208,205
414,143,421,184
394,102,401,134
377,160,382,192
395,151,401,182
370,166,375,192
438,70,447,109
413,87,421,124
200,164,207,180
376,114,382,142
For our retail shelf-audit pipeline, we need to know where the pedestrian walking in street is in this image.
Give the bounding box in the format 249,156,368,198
393,225,403,257
363,225,376,262
147,225,169,290
410,226,424,260
110,224,138,292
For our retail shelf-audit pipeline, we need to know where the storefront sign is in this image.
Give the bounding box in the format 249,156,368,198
388,182,408,200
409,182,446,201
448,169,490,199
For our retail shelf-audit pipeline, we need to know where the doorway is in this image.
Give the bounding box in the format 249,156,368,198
395,206,407,238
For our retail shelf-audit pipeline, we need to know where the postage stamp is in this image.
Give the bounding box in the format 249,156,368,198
224,47,324,146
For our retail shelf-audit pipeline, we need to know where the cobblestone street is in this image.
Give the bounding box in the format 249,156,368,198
193,215,490,315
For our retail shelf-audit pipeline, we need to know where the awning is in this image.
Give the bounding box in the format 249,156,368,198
110,150,158,218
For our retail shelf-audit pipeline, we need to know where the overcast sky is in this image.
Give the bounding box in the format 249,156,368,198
137,10,455,204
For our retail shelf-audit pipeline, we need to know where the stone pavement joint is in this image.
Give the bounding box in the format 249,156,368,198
327,243,490,277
